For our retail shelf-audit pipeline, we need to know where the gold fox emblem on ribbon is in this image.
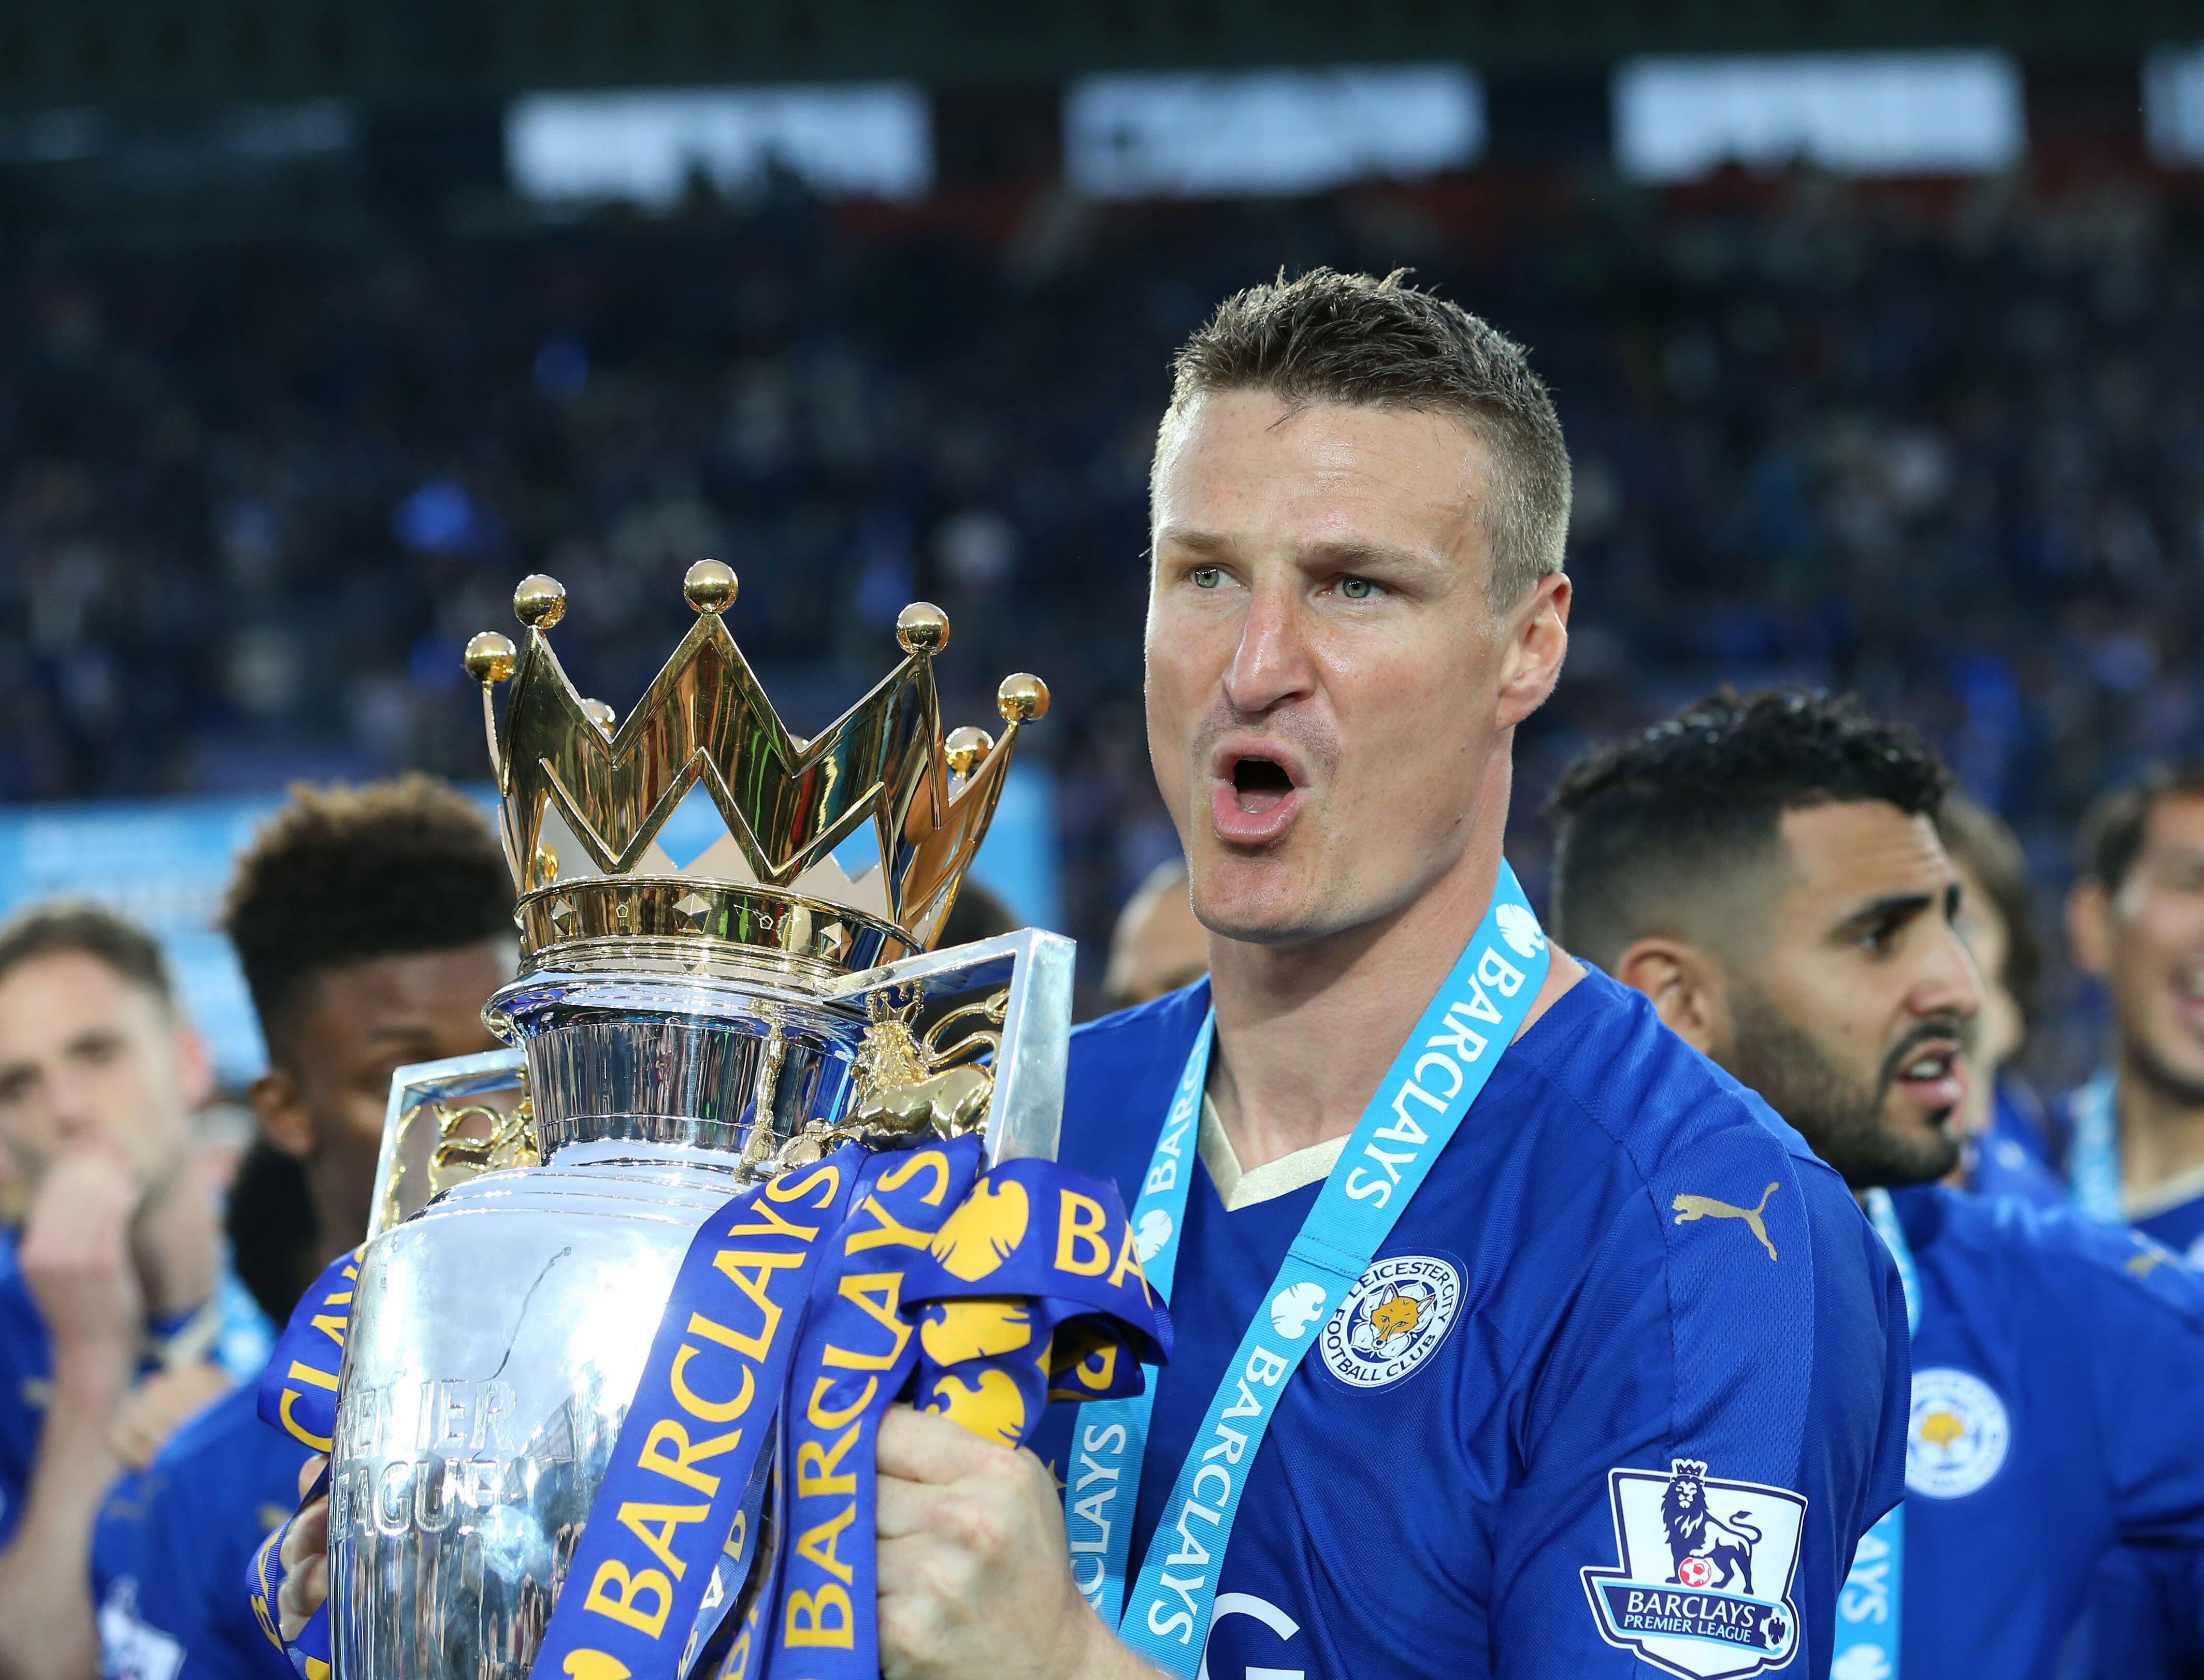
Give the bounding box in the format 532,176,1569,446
1671,1182,1781,1263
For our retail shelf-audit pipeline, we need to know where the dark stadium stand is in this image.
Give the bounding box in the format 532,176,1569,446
4,164,2199,1042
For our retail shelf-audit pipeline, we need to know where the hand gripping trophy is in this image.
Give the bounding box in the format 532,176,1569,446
250,563,1165,1680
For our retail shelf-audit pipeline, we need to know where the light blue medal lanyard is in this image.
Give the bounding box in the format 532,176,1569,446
2065,1068,2124,1223
1838,1188,1921,1680
1065,865,1550,1676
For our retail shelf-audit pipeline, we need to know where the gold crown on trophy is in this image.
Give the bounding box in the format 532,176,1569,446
462,560,1046,973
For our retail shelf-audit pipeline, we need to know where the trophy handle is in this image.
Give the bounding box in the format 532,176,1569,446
826,926,1075,1166
368,1047,529,1241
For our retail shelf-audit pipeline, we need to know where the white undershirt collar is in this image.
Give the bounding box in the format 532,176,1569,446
1197,1092,1349,1211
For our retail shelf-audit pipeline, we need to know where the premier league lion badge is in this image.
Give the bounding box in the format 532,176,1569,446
1580,1459,1807,1680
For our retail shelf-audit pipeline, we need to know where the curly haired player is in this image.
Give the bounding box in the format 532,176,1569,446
91,777,513,1680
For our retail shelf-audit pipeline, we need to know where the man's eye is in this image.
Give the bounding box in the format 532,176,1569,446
1190,566,1223,589
1337,575,1380,601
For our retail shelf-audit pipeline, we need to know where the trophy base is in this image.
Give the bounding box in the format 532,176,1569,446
330,1141,753,1680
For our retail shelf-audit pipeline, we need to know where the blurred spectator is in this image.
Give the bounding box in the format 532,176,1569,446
1102,858,1208,1010
0,903,269,1680
2063,761,2204,1255
1937,794,2063,1207
1,172,2201,1018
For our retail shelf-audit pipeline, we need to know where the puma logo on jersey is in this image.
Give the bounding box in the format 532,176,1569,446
1672,1182,1780,1263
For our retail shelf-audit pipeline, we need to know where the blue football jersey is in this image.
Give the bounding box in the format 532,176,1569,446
0,1225,274,1557
1031,969,1910,1679
1887,1184,2204,1680
0,1227,49,1549
2088,1547,2204,1680
1967,1081,2068,1213
91,1379,307,1680
2134,1194,2204,1265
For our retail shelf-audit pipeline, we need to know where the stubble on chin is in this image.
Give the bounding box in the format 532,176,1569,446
1727,987,1961,1190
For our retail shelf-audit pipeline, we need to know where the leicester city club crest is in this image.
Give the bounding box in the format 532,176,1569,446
1318,1254,1461,1389
1905,1367,2010,1499
1580,1460,1807,1680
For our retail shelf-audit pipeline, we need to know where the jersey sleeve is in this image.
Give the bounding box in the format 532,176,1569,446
1489,1127,1909,1679
90,1393,302,1680
2084,1545,2204,1680
2076,1228,2204,1550
0,1256,49,1553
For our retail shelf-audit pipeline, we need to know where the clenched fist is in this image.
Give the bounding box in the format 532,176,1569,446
876,1404,1159,1680
20,1147,142,1374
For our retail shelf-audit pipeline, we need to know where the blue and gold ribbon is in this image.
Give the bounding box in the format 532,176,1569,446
257,1247,359,1455
534,1147,865,1680
246,1247,362,1678
245,1146,1166,1680
761,1137,983,1678
904,1158,1168,1451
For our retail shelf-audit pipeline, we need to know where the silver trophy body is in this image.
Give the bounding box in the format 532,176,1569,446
328,562,1065,1678
329,931,1072,1679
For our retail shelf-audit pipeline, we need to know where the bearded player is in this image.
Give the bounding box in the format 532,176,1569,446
1550,689,2204,1680
862,271,1910,1679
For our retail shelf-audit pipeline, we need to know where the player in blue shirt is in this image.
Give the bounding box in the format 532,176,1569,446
2062,761,2204,1255
0,904,271,1680
2038,768,2204,1680
1550,688,2204,1680
92,778,515,1680
1934,797,2065,1212
849,270,1909,1680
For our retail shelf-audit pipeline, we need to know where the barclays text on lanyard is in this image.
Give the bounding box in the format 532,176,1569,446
1837,1187,1922,1680
1063,864,1550,1676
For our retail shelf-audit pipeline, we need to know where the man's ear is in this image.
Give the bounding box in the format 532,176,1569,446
1611,937,1734,1062
249,1068,315,1160
1494,572,1571,731
2066,880,2114,979
171,1024,215,1112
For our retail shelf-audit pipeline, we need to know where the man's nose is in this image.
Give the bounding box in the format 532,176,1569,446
1221,579,1316,715
1916,922,1986,1022
46,1068,103,1140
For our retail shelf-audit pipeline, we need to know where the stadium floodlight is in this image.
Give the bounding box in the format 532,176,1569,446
506,83,931,208
1064,64,1485,200
2147,47,2204,167
1613,52,2026,183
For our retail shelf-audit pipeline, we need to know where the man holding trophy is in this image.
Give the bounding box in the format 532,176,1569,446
909,271,1912,1678
271,270,1909,1679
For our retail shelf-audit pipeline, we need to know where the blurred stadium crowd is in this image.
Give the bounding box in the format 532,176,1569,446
3,167,2201,1049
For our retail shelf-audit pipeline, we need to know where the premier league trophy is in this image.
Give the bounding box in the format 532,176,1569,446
318,562,1086,1680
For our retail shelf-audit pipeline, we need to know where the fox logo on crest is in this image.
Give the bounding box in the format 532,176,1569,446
1671,1183,1780,1263
1368,1287,1422,1345
1661,1459,1762,1595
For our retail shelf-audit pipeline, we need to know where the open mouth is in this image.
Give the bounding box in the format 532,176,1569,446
1229,755,1295,815
1208,738,1307,847
1886,1039,1967,1116
2171,966,2204,1031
